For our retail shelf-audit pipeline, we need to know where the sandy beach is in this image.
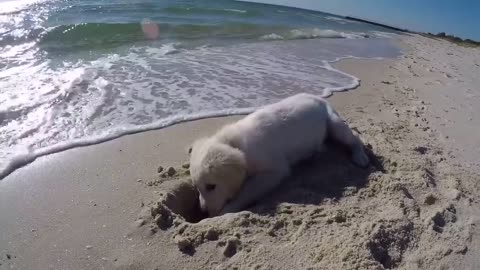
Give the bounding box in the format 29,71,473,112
1,34,480,270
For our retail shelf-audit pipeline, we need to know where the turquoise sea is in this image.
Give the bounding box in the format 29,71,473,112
0,0,401,178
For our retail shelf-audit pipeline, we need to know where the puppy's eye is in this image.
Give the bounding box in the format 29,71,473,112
205,184,216,192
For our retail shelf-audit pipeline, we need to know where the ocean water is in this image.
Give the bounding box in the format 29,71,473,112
0,0,401,179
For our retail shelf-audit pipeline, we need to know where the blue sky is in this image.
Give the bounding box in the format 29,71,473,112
249,0,480,40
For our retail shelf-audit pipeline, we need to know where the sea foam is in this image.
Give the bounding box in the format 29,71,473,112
260,29,369,41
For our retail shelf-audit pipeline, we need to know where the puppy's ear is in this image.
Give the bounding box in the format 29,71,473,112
189,137,208,155
221,145,248,193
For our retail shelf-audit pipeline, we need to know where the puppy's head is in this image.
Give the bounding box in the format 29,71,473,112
189,138,247,217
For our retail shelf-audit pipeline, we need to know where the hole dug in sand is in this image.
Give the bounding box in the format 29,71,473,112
146,178,248,256
366,220,414,269
150,179,206,226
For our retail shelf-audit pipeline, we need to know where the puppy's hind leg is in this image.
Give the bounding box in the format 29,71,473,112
220,159,290,215
326,105,369,167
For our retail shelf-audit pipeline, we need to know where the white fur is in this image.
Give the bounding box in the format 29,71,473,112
190,93,369,217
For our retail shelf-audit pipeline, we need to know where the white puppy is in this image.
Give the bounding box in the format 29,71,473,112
189,93,369,217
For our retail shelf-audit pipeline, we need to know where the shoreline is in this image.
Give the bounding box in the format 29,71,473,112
1,35,480,269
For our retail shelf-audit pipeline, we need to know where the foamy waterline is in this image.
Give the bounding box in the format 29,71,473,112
0,51,388,180
259,29,396,41
259,28,368,41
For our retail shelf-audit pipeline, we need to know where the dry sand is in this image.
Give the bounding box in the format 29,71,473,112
1,34,480,270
